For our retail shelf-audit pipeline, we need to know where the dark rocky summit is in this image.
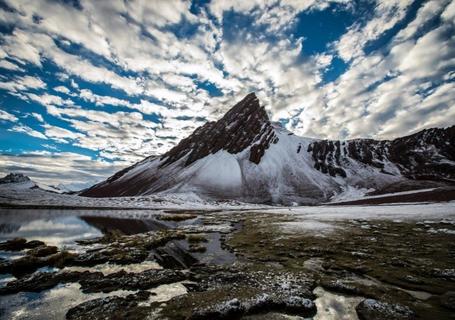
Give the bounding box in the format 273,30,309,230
161,92,277,167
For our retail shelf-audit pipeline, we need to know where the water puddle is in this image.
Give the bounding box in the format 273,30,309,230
0,282,138,320
313,286,363,320
186,232,236,265
0,216,102,249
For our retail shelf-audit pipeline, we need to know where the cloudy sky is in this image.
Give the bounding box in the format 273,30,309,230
0,0,454,189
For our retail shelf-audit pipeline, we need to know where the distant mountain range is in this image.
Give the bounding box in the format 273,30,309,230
0,173,74,194
81,93,455,205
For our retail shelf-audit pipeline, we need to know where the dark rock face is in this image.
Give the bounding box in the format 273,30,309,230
160,92,276,167
440,291,455,310
308,126,455,181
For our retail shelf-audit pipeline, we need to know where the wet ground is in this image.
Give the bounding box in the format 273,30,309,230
0,207,454,319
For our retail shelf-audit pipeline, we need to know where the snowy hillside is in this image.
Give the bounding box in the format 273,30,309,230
81,93,455,205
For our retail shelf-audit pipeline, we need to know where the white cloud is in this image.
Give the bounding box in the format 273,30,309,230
0,59,24,71
286,0,455,140
53,85,70,94
0,109,18,122
0,75,46,93
334,0,413,62
31,112,44,122
9,124,47,139
26,92,72,107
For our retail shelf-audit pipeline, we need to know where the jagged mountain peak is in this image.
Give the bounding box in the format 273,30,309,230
160,92,276,167
220,92,268,123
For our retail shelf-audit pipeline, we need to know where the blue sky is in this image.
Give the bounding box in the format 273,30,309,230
0,0,454,189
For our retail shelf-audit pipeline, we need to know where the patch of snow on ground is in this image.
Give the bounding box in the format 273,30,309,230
279,220,339,235
330,185,373,202
268,202,455,222
329,188,438,203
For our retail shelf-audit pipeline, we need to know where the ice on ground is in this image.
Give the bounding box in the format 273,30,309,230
330,185,373,202
267,202,455,221
330,187,438,203
263,202,455,234
313,286,363,320
145,282,188,303
64,261,162,275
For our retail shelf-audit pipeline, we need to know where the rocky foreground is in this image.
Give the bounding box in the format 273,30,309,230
0,209,454,319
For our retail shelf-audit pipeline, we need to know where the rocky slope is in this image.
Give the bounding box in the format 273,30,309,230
81,93,455,204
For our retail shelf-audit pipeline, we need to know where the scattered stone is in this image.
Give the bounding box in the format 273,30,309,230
0,271,100,295
189,244,207,253
66,291,152,320
179,291,316,320
432,268,455,280
25,240,46,249
162,267,316,319
402,275,424,285
187,234,208,243
321,278,363,296
356,299,415,320
79,269,188,293
27,245,58,257
71,247,148,267
0,238,46,251
0,251,76,277
440,291,455,310
0,238,26,251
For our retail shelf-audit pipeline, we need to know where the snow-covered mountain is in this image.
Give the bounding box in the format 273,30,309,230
81,93,455,204
0,173,69,194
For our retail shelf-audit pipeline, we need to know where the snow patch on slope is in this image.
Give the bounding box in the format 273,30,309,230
192,150,242,191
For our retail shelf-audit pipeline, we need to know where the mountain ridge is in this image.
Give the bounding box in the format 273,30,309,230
81,93,455,204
